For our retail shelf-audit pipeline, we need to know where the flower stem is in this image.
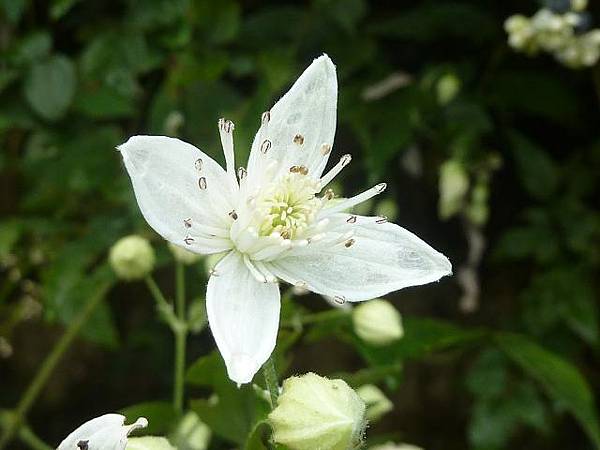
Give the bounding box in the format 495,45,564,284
0,284,110,449
173,262,187,415
262,356,279,409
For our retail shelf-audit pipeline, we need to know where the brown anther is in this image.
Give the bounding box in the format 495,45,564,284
295,280,307,288
229,210,238,220
198,177,207,190
324,189,335,200
374,183,387,193
77,441,89,450
289,165,300,173
195,158,203,171
183,218,192,228
375,216,388,224
281,230,291,240
346,215,357,223
298,165,309,175
320,143,332,155
344,238,355,248
209,268,219,277
333,295,346,305
184,236,194,245
293,134,304,145
218,118,234,133
261,111,271,124
237,167,247,180
260,139,272,154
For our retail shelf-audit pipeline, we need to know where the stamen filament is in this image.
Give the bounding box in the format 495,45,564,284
243,254,266,283
218,118,238,189
319,154,351,189
321,183,387,216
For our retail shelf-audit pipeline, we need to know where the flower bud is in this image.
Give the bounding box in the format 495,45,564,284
109,235,155,281
171,412,211,450
269,372,366,450
352,299,403,346
58,414,147,450
356,384,393,422
436,73,461,105
168,242,202,265
127,437,175,450
438,159,469,220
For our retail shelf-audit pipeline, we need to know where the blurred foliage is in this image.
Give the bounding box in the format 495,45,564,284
1,0,600,449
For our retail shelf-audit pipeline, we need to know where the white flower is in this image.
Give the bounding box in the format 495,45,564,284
118,54,452,385
58,414,147,450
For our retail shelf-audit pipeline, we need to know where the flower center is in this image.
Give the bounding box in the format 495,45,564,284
254,171,322,239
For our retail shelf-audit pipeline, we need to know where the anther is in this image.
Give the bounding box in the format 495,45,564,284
260,139,272,154
209,268,219,277
289,165,300,173
183,218,192,228
218,118,234,133
340,154,352,166
324,188,335,200
293,134,304,145
344,238,356,248
261,111,271,124
194,158,203,171
346,215,357,223
237,167,247,180
320,143,332,155
229,210,238,220
333,295,346,305
77,441,89,450
375,216,388,224
184,236,194,245
198,177,207,190
281,230,291,240
298,165,308,175
374,182,387,193
295,280,308,288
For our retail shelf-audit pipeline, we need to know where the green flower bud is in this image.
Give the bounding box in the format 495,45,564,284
353,299,403,346
168,242,202,265
269,372,367,450
356,384,393,422
436,73,461,105
171,412,211,450
127,436,175,450
438,160,469,220
109,235,155,281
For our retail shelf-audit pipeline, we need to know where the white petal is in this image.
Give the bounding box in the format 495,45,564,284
270,215,452,302
118,136,234,254
206,251,280,384
58,414,147,450
247,55,337,186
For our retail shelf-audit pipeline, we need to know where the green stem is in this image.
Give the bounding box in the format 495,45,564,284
173,262,187,415
0,285,109,449
262,356,279,409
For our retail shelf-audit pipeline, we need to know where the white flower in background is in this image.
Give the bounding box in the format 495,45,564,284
555,30,600,67
505,15,538,53
118,55,452,385
530,8,577,52
58,414,147,450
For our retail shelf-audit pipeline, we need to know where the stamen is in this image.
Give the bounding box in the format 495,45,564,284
229,210,238,220
194,158,203,171
320,143,332,155
323,188,335,200
333,295,346,305
260,139,272,154
253,260,277,283
183,218,192,228
261,111,271,125
237,167,247,180
289,165,309,175
218,118,237,187
293,134,304,145
346,215,357,223
321,183,386,216
320,154,352,188
344,238,355,248
198,177,207,190
184,236,194,245
209,268,219,277
375,216,388,224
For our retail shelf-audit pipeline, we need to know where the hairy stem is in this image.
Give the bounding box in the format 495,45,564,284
0,284,110,449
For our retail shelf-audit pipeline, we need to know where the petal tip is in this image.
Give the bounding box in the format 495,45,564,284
226,353,260,385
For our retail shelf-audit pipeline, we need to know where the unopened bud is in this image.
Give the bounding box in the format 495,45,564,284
109,235,155,281
353,299,404,346
269,372,366,450
356,384,393,422
168,242,202,265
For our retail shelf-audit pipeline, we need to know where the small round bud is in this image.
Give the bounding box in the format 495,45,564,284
109,235,155,281
438,159,469,220
168,242,202,265
436,73,461,105
269,372,367,450
352,299,404,346
126,437,176,450
356,384,393,422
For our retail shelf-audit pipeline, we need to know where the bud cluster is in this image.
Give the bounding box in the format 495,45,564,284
504,0,600,68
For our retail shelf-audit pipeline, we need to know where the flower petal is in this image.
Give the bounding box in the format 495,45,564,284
118,136,234,254
57,414,147,450
206,251,280,384
269,215,452,302
247,54,337,185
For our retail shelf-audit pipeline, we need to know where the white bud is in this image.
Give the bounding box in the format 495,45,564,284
58,414,147,450
126,436,175,450
109,235,155,281
356,384,393,422
352,299,404,346
168,242,202,265
269,372,367,450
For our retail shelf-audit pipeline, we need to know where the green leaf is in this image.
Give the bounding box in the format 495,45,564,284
244,420,270,450
508,131,559,201
495,333,600,449
0,0,27,24
24,54,76,121
120,401,177,435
